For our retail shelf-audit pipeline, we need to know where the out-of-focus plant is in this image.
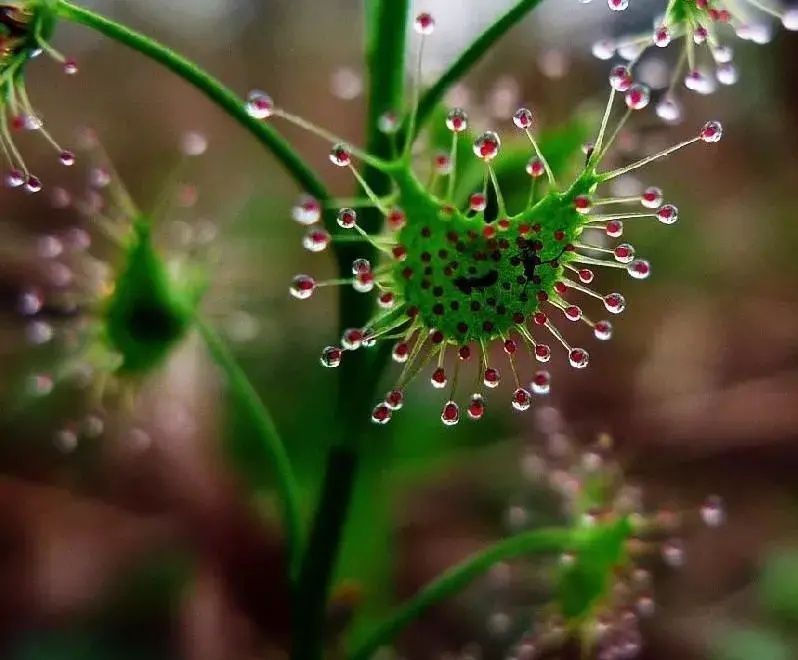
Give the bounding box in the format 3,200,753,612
3,0,795,658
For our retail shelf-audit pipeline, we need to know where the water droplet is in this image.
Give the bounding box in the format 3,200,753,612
473,131,501,161
378,111,399,134
54,428,78,452
661,538,686,567
574,195,592,214
568,348,589,368
592,39,616,60
653,26,671,47
337,207,357,228
700,120,723,143
700,494,725,527
512,107,533,130
302,228,330,252
603,292,626,314
656,96,683,123
320,346,342,367
483,367,500,388
526,157,545,178
512,387,532,411
63,58,79,75
627,259,650,279
25,175,42,193
446,107,469,133
18,288,44,315
711,44,734,64
353,271,375,293
89,167,111,188
469,192,487,212
292,195,322,225
693,26,709,44
289,274,315,300
373,291,393,310
6,168,25,188
656,204,678,224
414,12,435,35
246,90,274,119
609,64,633,92
640,186,663,208
341,328,364,350
385,389,404,410
371,404,392,424
433,152,452,174
77,414,102,440
593,319,613,340
532,343,550,362
564,305,582,321
28,373,54,396
392,341,410,363
608,0,629,11
181,131,208,156
26,320,53,344
684,69,716,95
613,243,635,263
624,84,650,110
330,66,363,100
716,62,738,85
59,150,75,167
387,207,406,230
441,401,460,425
606,219,624,237
431,367,448,389
784,9,798,30
531,370,551,395
37,234,63,258
329,143,352,167
467,394,485,420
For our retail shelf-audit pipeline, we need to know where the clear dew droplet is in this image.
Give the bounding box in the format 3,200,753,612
329,143,352,167
609,64,633,92
700,494,725,527
656,97,683,123
593,320,613,340
289,274,315,300
512,107,533,130
684,69,716,95
320,345,342,368
568,348,589,369
592,39,616,60
661,538,686,567
603,293,626,314
292,195,322,225
473,131,501,161
624,84,651,110
607,0,629,10
627,259,651,280
446,107,469,133
700,120,723,143
511,387,532,411
656,203,678,224
531,371,551,395
246,90,274,119
414,12,435,35
441,401,460,426
716,62,738,86
784,9,798,31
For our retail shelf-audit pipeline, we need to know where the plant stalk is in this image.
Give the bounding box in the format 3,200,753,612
348,527,573,659
195,317,304,579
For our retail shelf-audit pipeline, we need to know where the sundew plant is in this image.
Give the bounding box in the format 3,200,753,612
2,0,796,658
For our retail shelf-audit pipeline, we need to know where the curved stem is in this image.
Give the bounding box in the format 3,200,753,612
56,0,330,202
195,317,303,580
415,0,546,135
291,2,410,658
348,527,573,660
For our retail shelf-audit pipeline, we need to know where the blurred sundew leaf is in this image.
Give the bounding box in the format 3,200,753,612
713,627,791,660
759,550,798,624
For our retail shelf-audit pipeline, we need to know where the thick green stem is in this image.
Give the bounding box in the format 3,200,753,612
56,0,330,203
195,318,303,580
291,2,410,658
348,528,573,660
415,0,546,135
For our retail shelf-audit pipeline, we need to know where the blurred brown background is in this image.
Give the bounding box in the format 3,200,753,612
1,0,797,658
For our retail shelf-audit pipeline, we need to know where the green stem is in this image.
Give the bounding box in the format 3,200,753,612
56,0,329,203
348,527,573,660
195,317,303,580
291,2,410,658
415,0,546,134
